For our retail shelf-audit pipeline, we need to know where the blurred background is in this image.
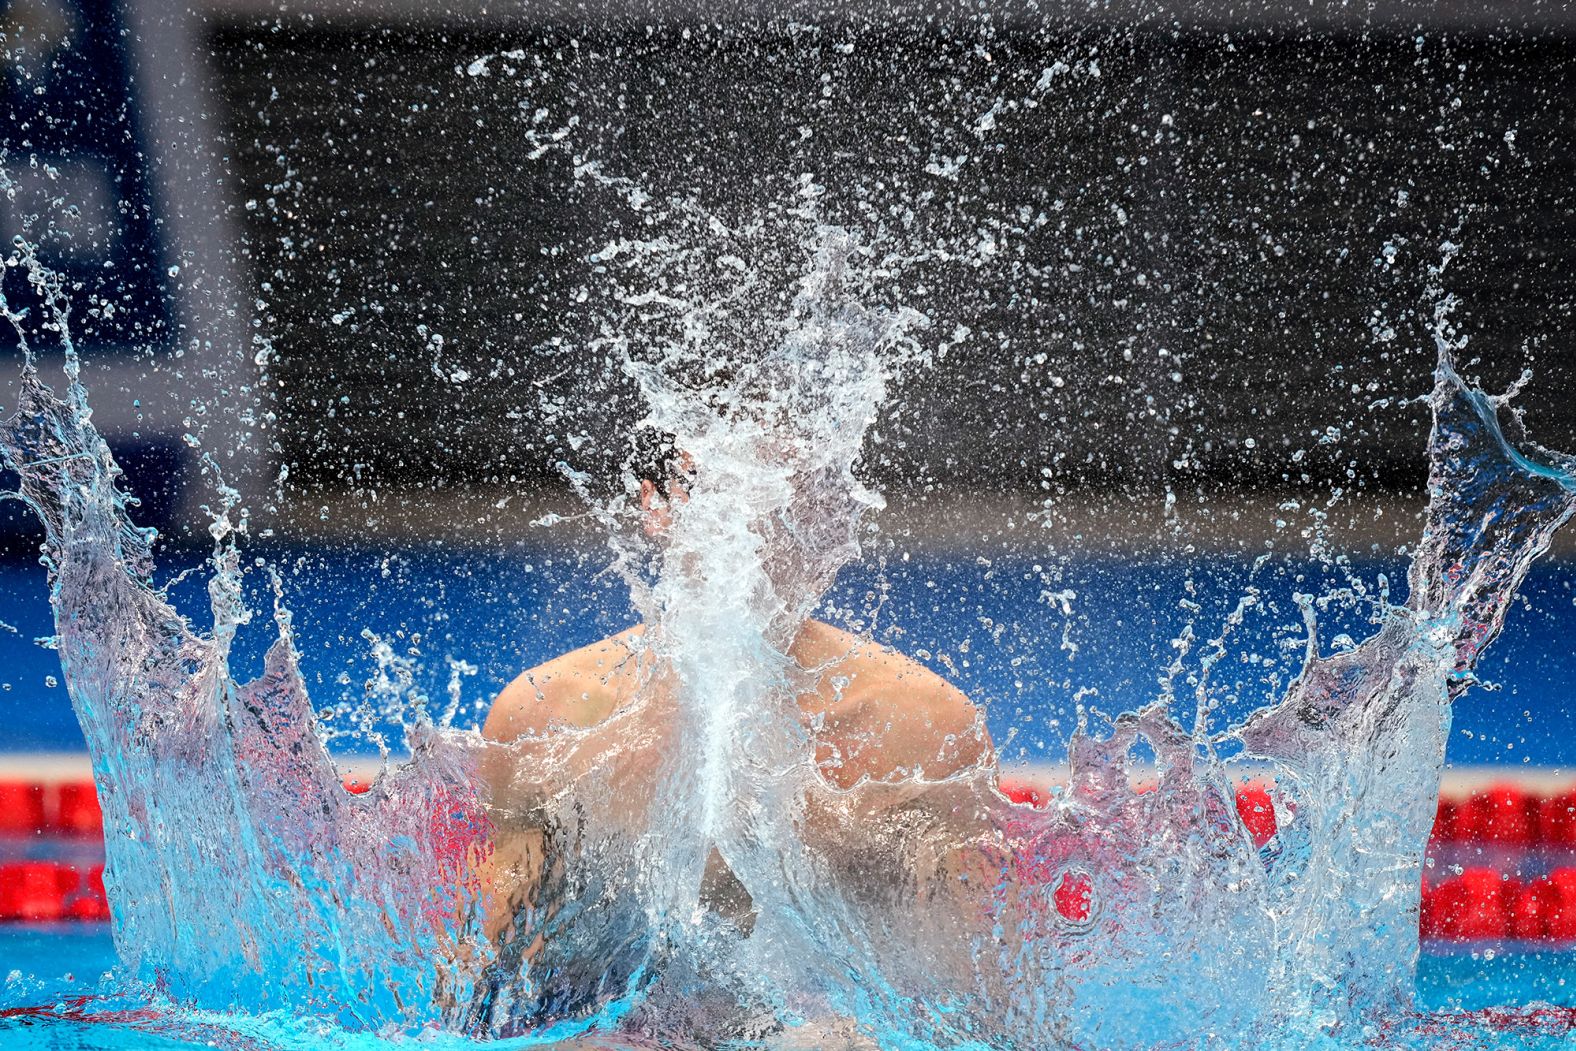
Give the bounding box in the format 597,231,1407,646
2,0,1575,778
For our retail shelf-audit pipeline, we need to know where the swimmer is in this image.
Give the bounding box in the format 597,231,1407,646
468,430,996,1035
483,433,989,791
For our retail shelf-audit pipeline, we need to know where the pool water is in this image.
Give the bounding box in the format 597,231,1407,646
1,926,1572,1050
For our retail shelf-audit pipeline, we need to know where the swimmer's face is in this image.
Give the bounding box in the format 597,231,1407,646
639,452,693,538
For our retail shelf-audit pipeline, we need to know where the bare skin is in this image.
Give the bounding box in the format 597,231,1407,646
477,619,994,941
483,621,989,787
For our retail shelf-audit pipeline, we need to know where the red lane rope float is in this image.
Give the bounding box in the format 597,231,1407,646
1445,784,1536,846
0,779,102,837
1051,870,1094,922
1424,868,1511,941
1428,781,1576,847
0,861,70,921
1234,782,1279,848
1425,867,1576,943
68,865,112,922
0,861,108,922
0,781,47,837
998,778,1051,809
54,781,103,837
11,773,1576,937
1539,791,1576,848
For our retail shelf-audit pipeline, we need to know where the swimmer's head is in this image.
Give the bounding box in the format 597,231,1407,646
629,427,690,536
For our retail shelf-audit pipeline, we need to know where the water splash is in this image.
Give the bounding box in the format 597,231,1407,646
1,238,494,1032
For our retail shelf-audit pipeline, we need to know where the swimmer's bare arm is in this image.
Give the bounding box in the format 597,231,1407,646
793,622,994,793
793,627,1006,927
475,628,654,941
483,627,648,743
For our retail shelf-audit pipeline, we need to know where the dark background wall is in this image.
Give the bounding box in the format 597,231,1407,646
206,17,1576,520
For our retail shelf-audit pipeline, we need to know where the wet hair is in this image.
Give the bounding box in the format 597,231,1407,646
628,426,681,492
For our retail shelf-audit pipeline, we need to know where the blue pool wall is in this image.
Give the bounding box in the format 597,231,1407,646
2,536,1571,770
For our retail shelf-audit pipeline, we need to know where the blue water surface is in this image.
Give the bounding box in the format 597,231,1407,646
0,926,1571,1049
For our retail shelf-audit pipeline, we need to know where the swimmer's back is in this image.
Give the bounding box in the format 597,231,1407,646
473,621,995,1005
483,626,651,741
483,620,989,788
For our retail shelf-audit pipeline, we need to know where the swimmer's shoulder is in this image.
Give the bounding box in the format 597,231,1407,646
795,620,973,717
483,626,650,742
794,620,991,783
